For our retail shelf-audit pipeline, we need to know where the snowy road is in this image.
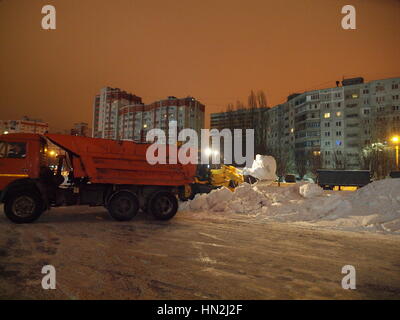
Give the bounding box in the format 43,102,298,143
0,205,399,299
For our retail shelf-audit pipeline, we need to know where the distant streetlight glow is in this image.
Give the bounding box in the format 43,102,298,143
391,135,399,170
4,131,8,135
204,148,212,156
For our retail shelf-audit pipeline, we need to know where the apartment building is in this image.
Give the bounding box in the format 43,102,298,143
210,76,400,170
93,87,143,139
0,116,49,135
92,87,205,142
210,107,268,130
210,107,269,157
71,122,90,137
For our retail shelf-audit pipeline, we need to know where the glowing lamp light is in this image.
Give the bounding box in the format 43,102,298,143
204,148,212,156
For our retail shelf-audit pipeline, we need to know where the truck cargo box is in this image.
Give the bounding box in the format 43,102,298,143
45,134,196,187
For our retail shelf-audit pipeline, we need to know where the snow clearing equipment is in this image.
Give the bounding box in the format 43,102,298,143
0,133,196,223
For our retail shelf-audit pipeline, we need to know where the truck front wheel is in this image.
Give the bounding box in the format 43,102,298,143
147,191,178,221
4,190,44,224
107,191,139,221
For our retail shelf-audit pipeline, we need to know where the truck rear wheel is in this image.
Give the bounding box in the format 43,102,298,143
147,191,178,221
4,190,44,224
107,191,139,221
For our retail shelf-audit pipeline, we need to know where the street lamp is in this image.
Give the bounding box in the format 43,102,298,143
204,148,212,156
391,135,399,170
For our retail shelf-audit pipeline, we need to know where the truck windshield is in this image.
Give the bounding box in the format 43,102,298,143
40,138,48,165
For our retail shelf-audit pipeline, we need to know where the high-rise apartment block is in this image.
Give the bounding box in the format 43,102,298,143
92,87,205,142
210,77,400,170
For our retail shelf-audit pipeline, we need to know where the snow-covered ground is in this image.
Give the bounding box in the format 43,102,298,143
180,179,400,234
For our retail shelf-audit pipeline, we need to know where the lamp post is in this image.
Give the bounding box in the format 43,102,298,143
391,136,399,170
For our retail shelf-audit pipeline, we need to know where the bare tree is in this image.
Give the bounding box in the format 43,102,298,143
362,117,394,179
308,150,323,179
236,100,246,111
362,143,393,179
225,90,270,158
253,90,269,155
254,108,269,155
270,145,290,186
332,150,345,170
226,103,234,112
248,90,258,110
295,151,307,179
257,90,268,109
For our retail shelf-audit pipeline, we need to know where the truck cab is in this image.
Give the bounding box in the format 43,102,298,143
0,133,45,186
0,133,53,223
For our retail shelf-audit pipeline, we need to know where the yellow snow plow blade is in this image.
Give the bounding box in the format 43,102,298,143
210,165,244,190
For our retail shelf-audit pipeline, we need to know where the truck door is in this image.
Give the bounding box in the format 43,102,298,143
0,139,30,190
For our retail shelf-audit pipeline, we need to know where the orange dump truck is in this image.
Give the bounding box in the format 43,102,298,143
0,133,196,223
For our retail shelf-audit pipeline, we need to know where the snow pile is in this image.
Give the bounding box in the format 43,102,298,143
315,178,400,232
242,154,277,182
181,184,269,214
299,183,323,198
180,179,400,233
228,183,270,213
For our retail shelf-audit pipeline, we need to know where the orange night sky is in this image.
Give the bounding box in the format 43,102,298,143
0,0,399,132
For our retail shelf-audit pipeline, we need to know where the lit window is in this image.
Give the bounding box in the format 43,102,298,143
336,111,341,117
352,94,359,99
324,113,331,118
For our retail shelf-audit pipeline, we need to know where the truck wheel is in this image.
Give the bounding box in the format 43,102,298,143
147,191,178,221
4,190,44,224
178,185,196,201
107,191,139,221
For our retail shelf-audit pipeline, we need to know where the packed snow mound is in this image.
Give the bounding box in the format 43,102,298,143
180,179,400,233
181,184,269,214
228,183,270,213
242,154,277,182
299,183,323,198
